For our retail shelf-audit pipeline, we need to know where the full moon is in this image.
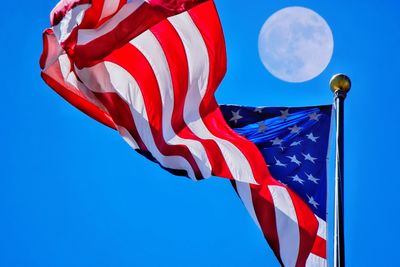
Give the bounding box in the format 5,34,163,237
258,7,334,83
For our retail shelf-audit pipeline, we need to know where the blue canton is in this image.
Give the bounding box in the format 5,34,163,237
220,105,332,220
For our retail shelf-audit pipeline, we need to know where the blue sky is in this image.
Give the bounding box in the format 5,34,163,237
1,0,399,266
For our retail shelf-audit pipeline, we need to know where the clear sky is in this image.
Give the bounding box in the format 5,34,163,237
1,0,399,266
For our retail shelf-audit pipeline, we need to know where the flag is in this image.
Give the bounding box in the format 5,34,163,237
40,0,270,184
40,0,328,266
220,104,332,267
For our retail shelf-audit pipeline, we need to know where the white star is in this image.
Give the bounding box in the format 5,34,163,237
306,132,320,142
303,153,317,163
309,112,322,121
271,137,283,146
275,157,287,168
305,173,320,184
307,195,319,209
254,107,264,113
287,155,301,166
257,121,268,133
288,125,302,134
291,174,304,184
229,110,243,124
279,145,286,151
280,109,290,120
290,140,302,147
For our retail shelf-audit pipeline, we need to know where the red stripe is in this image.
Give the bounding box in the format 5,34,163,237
249,183,283,266
105,43,203,179
311,236,327,259
150,19,234,179
39,29,52,70
189,1,268,185
93,92,147,151
80,0,105,29
286,189,319,267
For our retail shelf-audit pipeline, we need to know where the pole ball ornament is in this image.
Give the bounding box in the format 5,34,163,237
330,74,351,94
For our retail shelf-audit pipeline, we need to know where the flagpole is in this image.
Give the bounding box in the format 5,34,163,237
330,74,351,267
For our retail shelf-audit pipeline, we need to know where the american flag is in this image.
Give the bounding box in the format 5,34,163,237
221,104,332,267
40,0,330,266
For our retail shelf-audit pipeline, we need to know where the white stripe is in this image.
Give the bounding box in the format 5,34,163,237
58,54,72,79
77,0,144,45
75,62,195,179
130,30,212,178
316,216,327,240
306,253,328,267
53,4,90,43
169,12,257,184
99,0,121,21
235,182,261,230
268,185,300,267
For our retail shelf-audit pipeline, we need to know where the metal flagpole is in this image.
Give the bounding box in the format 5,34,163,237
330,74,351,267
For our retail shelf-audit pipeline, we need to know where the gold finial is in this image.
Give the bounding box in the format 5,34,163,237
330,74,351,94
